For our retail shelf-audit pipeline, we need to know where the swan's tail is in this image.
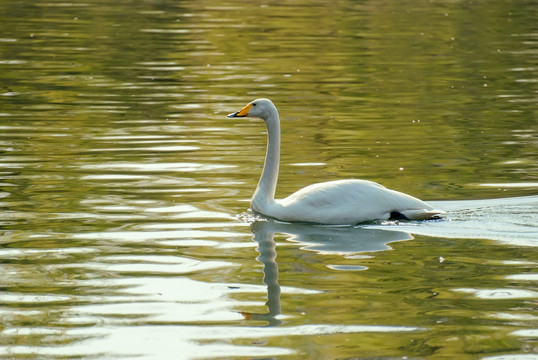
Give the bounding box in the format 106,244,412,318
401,209,445,220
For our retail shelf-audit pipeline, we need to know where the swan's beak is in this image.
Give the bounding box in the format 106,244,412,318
227,103,252,118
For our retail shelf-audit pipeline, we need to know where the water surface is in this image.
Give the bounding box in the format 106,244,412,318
0,0,537,359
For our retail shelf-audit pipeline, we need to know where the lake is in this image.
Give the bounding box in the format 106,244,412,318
0,0,537,359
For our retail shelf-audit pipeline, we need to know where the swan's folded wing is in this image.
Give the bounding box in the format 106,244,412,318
274,179,442,224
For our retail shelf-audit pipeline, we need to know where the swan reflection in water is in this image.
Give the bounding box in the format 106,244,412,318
242,220,413,326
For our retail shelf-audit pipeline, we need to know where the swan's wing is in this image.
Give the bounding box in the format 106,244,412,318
274,179,442,224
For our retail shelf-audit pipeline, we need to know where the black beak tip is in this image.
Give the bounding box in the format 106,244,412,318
227,111,246,118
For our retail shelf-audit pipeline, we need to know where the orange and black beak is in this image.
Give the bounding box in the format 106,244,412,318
227,103,252,118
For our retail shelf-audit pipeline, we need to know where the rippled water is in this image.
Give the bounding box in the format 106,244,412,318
1,0,537,359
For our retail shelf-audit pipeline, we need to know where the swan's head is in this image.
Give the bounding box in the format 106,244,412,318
227,98,277,120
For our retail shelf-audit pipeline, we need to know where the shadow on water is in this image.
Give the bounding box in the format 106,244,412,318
243,195,537,326
245,220,416,326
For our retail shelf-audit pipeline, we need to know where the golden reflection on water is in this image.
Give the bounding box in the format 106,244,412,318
0,0,537,359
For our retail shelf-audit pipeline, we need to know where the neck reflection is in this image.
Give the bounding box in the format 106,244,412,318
242,219,414,326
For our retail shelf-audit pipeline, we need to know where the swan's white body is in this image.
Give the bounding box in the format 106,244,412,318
228,98,442,225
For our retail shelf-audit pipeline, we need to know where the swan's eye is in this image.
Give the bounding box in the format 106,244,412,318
252,103,256,106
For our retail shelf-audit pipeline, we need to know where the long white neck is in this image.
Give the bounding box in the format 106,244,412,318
251,109,280,213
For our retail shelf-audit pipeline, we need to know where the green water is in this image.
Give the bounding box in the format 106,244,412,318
0,0,537,359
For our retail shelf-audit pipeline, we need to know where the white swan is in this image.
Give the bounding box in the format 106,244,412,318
228,98,443,225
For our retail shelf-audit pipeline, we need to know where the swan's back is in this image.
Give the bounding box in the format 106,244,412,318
265,179,440,225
